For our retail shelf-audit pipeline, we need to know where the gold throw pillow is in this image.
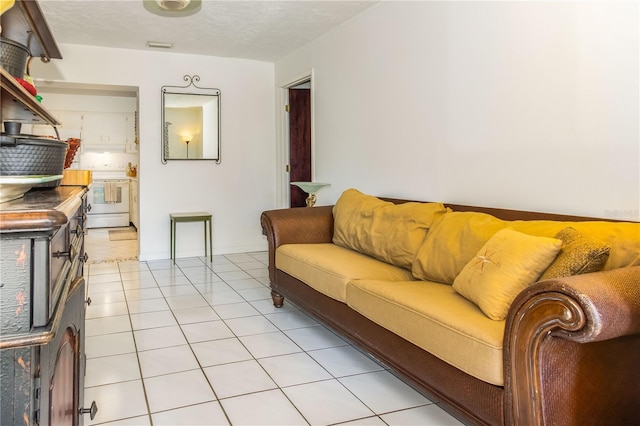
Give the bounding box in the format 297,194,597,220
452,228,562,321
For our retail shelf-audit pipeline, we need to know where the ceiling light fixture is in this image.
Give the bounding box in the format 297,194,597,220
143,0,201,17
156,0,190,11
147,41,173,49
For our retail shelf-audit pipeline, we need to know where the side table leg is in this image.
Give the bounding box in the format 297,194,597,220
203,220,207,260
208,218,213,262
172,220,176,263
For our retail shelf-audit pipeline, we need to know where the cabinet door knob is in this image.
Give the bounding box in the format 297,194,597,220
79,401,98,420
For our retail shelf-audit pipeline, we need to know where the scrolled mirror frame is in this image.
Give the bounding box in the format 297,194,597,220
161,75,221,164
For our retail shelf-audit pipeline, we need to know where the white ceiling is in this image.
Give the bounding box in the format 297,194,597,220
38,0,378,62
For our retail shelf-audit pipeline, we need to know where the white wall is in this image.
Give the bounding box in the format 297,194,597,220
32,44,276,260
276,1,639,221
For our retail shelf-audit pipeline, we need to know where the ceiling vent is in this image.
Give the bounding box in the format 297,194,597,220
147,41,173,49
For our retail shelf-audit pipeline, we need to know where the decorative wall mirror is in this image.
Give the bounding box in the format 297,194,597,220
161,75,221,164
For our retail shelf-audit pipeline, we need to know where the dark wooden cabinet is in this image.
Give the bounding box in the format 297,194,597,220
0,186,92,426
1,2,95,423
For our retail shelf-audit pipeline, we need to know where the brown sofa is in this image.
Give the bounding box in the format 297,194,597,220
260,192,640,426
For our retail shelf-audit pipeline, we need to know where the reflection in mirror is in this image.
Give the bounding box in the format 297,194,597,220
161,75,221,163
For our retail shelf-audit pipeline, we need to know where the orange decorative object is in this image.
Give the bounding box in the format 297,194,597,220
64,138,82,168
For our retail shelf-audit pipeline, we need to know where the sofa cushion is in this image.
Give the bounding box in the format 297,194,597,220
346,279,506,386
508,220,639,271
539,227,611,280
276,243,414,302
452,228,562,321
333,189,449,270
412,211,640,284
412,212,506,284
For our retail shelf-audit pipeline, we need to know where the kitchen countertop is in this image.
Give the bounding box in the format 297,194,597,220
0,186,86,233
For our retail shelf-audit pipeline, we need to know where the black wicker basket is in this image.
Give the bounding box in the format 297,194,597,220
1,134,68,187
0,37,30,78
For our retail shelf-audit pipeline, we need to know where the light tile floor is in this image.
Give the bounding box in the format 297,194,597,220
83,228,463,425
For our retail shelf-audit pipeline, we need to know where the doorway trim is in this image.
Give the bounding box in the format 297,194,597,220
276,69,315,208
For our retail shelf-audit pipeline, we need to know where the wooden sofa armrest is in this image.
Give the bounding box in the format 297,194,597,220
260,206,334,283
504,266,640,425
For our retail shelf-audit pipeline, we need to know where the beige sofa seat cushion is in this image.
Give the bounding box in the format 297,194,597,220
276,244,414,302
346,279,505,386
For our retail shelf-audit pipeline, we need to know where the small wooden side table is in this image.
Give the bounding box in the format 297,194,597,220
170,212,212,263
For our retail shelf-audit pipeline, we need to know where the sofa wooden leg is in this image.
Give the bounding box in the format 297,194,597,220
271,290,284,308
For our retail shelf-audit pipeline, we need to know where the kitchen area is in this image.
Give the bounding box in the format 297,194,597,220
22,83,140,233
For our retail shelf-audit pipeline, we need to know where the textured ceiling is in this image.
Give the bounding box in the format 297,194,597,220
38,0,377,62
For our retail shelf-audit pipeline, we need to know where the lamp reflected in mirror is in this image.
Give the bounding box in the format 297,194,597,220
291,182,330,207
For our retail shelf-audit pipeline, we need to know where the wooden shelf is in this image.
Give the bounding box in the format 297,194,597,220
1,67,60,126
1,0,61,127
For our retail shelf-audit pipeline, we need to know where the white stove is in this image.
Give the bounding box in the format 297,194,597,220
89,162,128,180
87,164,130,228
91,170,128,180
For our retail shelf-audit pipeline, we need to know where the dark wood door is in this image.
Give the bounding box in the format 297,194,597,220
288,88,311,207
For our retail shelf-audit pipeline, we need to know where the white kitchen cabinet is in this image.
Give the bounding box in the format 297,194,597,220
81,112,128,150
57,111,84,132
26,109,136,153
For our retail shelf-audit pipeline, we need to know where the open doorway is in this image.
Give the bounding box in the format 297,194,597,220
278,71,314,208
288,80,312,207
27,81,140,260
